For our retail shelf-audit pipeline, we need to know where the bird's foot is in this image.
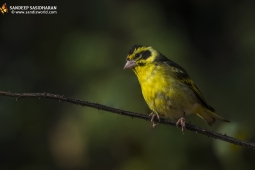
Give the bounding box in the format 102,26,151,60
176,117,186,132
149,113,160,128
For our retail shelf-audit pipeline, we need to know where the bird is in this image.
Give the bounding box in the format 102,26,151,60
124,45,230,131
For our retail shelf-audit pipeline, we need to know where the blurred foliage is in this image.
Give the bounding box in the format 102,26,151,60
0,0,255,169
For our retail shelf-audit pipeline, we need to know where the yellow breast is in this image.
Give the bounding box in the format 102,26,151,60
133,62,197,119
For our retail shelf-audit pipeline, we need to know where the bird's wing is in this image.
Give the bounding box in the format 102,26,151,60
163,60,215,112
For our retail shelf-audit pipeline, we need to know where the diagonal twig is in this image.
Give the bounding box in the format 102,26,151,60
0,90,254,149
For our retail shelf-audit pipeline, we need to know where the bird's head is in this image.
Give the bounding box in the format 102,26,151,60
123,45,159,69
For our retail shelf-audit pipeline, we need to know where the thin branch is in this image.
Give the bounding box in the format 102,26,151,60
0,90,254,149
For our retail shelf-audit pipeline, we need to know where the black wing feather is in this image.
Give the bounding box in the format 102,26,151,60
157,54,215,112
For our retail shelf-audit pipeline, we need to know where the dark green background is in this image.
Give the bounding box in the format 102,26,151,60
0,0,255,169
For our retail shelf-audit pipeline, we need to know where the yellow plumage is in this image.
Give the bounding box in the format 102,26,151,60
124,45,230,130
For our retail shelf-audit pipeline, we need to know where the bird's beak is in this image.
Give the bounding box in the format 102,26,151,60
123,60,136,69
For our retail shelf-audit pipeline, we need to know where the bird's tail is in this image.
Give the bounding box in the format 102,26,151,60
196,109,230,126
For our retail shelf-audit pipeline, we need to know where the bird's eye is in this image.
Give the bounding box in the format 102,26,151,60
135,54,140,58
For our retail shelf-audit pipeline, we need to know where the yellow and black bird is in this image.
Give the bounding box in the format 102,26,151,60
124,45,230,131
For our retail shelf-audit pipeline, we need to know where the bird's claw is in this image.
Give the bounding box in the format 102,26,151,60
176,117,186,133
149,113,160,128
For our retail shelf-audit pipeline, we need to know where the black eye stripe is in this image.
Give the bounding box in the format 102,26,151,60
133,50,151,61
135,53,140,58
141,50,151,60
